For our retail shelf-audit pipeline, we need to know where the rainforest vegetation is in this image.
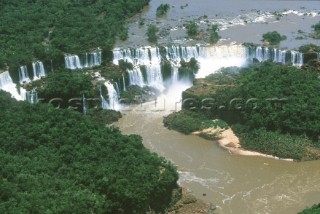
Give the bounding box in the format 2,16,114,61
0,91,179,213
164,62,320,160
0,0,150,71
156,4,170,17
262,31,287,45
299,203,320,214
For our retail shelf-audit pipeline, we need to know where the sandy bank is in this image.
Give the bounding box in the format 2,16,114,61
193,127,294,162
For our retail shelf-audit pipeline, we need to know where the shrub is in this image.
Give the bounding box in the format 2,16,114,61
186,22,198,37
156,4,170,17
262,31,287,45
147,25,159,43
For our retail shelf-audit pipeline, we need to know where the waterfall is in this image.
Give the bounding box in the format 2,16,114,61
65,50,102,70
83,50,102,68
255,46,264,62
104,81,121,110
99,85,109,109
112,45,305,90
65,55,82,70
19,66,31,84
128,67,144,87
113,45,249,84
0,71,24,100
273,49,287,64
317,53,320,60
122,74,126,91
291,51,303,66
115,82,120,98
25,88,38,104
82,94,87,115
32,61,46,80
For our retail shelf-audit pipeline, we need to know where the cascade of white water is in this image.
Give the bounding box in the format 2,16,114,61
255,46,264,62
19,66,31,84
0,71,24,100
128,67,144,87
83,50,102,68
113,45,250,82
291,51,303,66
273,49,287,64
32,61,46,80
99,85,109,109
196,45,249,78
65,55,82,70
264,47,270,61
104,81,121,110
115,82,120,98
122,74,126,91
317,53,320,60
82,94,87,115
25,88,38,104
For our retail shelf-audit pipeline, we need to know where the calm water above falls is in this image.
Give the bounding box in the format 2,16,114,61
115,1,320,213
119,0,320,48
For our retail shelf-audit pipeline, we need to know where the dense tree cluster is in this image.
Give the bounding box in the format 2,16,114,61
312,21,320,39
147,25,159,43
178,58,199,81
208,24,220,44
185,22,198,38
0,0,150,70
0,91,178,213
156,4,170,17
262,31,287,45
170,62,320,160
299,203,320,214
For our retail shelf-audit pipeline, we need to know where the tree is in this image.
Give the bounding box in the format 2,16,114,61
156,4,170,17
262,31,287,45
186,22,198,37
147,25,159,43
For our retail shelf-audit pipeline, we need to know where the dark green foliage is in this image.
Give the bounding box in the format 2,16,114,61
0,0,150,69
147,25,159,43
120,85,155,104
178,58,199,81
100,63,124,80
312,21,320,39
119,27,129,41
208,24,220,44
299,44,320,53
298,203,320,214
179,63,320,160
87,108,122,124
186,22,198,38
0,91,178,213
232,126,319,160
156,4,170,17
161,61,173,81
163,110,227,134
38,69,95,108
262,31,287,45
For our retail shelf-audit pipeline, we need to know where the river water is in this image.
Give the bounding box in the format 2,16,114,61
118,0,320,49
115,1,320,213
115,98,320,214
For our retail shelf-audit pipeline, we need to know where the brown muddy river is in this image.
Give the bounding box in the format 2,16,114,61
114,1,320,213
115,99,320,214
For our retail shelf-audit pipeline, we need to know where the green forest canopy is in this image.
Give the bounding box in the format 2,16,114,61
0,91,178,213
178,62,320,160
0,0,149,69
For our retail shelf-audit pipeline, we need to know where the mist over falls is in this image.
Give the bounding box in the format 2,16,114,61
112,45,305,105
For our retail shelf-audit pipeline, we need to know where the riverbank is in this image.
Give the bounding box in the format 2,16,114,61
164,188,217,214
193,127,294,161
